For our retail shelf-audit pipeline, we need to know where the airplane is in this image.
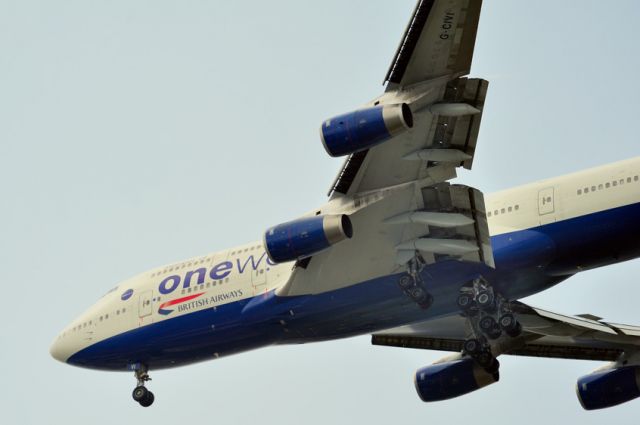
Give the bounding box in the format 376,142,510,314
50,0,640,411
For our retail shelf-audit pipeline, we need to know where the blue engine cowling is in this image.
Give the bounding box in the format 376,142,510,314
576,366,640,410
264,215,353,263
415,358,499,402
320,103,413,157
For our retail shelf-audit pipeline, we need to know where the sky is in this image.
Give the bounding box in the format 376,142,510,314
2,0,640,423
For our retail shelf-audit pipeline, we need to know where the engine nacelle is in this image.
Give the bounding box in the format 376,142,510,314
320,103,413,157
264,215,353,264
414,358,498,402
576,366,640,410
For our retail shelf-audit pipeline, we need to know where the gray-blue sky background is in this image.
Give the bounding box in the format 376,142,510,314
2,0,640,423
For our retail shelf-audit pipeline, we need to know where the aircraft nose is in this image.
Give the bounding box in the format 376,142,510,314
49,335,72,363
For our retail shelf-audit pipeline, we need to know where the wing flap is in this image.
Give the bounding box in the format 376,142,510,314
372,301,640,362
372,334,623,362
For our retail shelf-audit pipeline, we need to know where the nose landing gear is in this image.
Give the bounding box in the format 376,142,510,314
132,366,155,407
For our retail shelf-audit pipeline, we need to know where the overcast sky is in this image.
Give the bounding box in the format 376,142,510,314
2,0,640,423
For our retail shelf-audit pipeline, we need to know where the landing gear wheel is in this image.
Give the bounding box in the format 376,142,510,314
488,324,502,340
499,313,516,329
400,254,434,310
398,275,413,290
463,338,482,355
479,316,502,339
475,350,493,368
483,358,500,375
132,365,154,407
417,292,434,310
506,322,522,338
132,386,148,403
479,316,496,332
139,391,155,407
408,287,427,303
456,293,475,311
499,313,522,337
476,290,496,312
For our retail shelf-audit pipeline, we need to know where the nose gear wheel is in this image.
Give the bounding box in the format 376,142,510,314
132,366,155,407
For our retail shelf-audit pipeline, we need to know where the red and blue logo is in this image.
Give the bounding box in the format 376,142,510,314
158,293,205,316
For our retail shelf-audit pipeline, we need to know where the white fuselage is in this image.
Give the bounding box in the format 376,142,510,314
50,157,640,367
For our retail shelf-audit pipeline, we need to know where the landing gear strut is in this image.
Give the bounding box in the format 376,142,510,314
132,366,155,407
397,253,433,309
458,277,522,376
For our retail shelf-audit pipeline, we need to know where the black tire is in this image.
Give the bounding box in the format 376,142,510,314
407,286,427,303
463,338,481,355
398,275,414,290
487,323,502,340
418,292,434,310
484,358,500,375
139,391,154,407
476,290,496,311
479,315,496,332
476,350,493,368
132,386,149,402
456,293,474,311
506,322,523,338
499,313,517,331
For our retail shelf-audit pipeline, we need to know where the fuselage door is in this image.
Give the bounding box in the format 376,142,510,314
251,252,268,293
538,187,555,216
138,290,153,318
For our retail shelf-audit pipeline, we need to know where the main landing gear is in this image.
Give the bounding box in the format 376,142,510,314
457,277,523,377
397,254,433,309
132,366,155,407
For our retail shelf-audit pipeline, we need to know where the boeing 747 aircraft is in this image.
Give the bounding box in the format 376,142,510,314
50,0,640,411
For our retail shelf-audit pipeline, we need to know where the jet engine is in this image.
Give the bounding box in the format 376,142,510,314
576,366,640,410
264,215,353,263
414,358,498,402
320,103,413,157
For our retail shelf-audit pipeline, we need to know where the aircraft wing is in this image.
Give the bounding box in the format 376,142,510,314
385,0,483,88
276,0,490,297
328,0,484,197
371,301,640,361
